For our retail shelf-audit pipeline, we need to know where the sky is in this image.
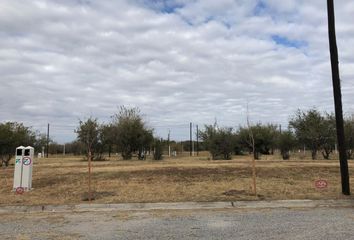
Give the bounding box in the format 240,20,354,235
0,0,354,143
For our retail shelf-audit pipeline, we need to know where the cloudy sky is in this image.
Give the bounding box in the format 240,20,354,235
1,0,354,143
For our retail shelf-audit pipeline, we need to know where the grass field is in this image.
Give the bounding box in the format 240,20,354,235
1,152,354,206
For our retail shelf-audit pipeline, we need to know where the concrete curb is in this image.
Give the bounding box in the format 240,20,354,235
0,200,353,214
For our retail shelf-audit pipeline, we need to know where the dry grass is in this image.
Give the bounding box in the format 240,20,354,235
1,153,354,205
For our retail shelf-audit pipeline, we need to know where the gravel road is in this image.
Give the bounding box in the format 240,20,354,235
1,207,354,240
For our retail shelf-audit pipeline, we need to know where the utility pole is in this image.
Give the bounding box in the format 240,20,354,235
87,132,92,202
190,122,192,156
46,123,50,158
192,136,195,156
88,149,92,202
196,125,199,156
168,129,171,157
327,0,350,195
63,144,66,156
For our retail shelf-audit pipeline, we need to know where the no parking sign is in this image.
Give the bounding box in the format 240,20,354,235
22,157,32,166
315,179,328,189
15,187,24,195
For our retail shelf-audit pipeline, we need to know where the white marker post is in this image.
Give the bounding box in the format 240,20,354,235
13,146,25,191
22,146,34,190
13,146,34,193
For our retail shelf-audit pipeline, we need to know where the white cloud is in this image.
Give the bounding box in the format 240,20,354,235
259,76,298,88
0,0,353,142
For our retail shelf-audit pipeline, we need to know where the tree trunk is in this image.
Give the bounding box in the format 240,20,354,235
281,150,290,160
4,155,11,167
322,148,332,160
122,151,132,160
311,150,317,160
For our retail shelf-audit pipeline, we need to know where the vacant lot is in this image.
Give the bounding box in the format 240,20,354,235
1,153,354,205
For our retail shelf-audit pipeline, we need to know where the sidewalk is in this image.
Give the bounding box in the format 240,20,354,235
1,199,353,214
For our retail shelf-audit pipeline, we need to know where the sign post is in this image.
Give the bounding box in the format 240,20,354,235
13,146,34,192
13,146,25,191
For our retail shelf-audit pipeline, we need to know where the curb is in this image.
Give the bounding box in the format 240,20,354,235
0,200,353,214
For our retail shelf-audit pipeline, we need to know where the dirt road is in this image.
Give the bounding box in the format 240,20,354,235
1,201,354,240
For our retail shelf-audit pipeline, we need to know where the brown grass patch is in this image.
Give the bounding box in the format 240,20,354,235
1,154,354,205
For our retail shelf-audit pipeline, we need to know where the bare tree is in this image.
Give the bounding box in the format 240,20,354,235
246,103,257,197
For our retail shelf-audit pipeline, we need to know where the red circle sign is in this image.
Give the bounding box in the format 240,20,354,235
22,157,32,166
315,180,328,189
16,187,24,194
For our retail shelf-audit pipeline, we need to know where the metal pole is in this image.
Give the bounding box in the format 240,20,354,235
87,132,92,202
327,0,350,195
190,122,192,156
46,123,49,158
196,125,199,156
168,129,171,157
88,150,92,202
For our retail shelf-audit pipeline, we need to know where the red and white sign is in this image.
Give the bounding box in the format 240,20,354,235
22,157,32,166
315,179,328,189
15,187,24,194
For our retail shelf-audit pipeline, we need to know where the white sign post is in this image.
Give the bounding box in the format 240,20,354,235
13,146,34,193
13,146,25,191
